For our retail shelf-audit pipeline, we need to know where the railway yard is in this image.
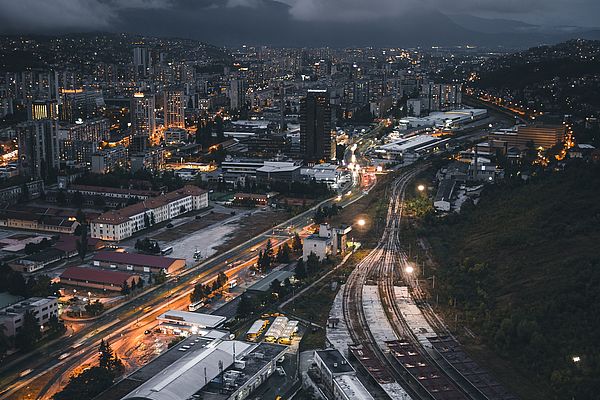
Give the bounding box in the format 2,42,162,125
332,167,518,400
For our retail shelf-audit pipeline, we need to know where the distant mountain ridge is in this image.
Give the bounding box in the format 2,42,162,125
1,0,599,48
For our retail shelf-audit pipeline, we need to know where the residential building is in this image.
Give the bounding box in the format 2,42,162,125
164,89,185,129
303,224,352,261
90,185,208,241
229,78,246,110
300,89,334,162
490,124,566,150
91,145,128,174
17,120,60,180
0,296,58,337
130,92,156,149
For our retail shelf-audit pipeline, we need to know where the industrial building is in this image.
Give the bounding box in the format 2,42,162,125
156,310,226,336
98,331,287,400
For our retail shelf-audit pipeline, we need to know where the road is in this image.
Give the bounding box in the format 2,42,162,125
0,179,367,400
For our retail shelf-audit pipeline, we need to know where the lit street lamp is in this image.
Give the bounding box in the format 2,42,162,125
357,219,366,227
417,184,425,192
405,265,414,274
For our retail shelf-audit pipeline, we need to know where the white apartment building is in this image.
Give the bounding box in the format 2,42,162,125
90,185,208,241
0,296,58,337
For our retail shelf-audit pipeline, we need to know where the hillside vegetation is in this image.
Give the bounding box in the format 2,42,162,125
426,163,600,399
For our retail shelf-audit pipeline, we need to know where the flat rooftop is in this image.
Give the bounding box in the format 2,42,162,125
316,349,355,374
246,270,295,293
157,310,227,329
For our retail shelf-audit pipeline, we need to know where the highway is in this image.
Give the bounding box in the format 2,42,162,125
0,179,367,400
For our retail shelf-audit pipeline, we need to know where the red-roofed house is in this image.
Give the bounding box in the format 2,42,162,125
60,266,140,292
92,251,185,275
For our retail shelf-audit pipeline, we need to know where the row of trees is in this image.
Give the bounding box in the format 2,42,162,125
135,237,161,254
313,204,341,224
190,272,228,303
121,278,145,296
53,340,123,400
0,263,59,298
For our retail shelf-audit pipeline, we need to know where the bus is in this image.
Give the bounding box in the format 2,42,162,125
161,246,173,256
188,301,204,312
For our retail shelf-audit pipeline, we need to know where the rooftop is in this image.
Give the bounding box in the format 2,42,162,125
316,349,355,374
122,340,253,400
246,270,295,293
60,266,138,286
157,310,226,329
93,185,206,225
94,251,183,269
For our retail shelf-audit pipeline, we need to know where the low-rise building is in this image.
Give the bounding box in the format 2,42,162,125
90,185,208,241
157,310,226,336
434,179,456,212
91,145,127,174
0,296,58,337
303,224,352,261
313,349,374,400
60,266,140,292
0,210,79,235
92,251,185,275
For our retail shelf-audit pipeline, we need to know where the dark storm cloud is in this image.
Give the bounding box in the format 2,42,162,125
0,0,598,35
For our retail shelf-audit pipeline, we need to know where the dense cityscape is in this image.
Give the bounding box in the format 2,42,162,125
0,2,599,400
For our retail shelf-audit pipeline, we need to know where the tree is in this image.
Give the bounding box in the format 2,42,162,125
77,224,88,261
137,278,144,290
295,258,307,280
15,310,41,350
153,270,167,284
85,300,104,316
150,212,156,225
120,281,130,295
276,243,291,263
72,191,84,208
56,190,66,206
292,232,303,253
306,252,320,275
265,239,274,262
143,213,150,228
236,294,255,318
0,324,9,360
19,183,30,202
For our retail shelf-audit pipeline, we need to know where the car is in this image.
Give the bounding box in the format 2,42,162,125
58,353,70,360
144,330,151,335
166,223,174,228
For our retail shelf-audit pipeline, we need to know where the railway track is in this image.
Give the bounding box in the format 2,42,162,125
342,165,516,400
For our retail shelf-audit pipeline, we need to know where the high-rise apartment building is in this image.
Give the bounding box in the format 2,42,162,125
300,89,334,163
229,79,246,111
130,92,156,151
163,89,185,129
133,46,152,78
17,120,60,180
